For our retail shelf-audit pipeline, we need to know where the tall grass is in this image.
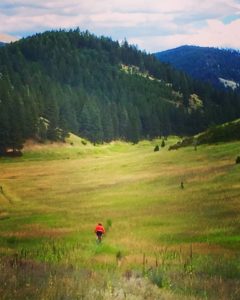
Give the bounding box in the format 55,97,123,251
0,137,240,299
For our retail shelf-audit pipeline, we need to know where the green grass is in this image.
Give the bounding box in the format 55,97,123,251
0,136,240,299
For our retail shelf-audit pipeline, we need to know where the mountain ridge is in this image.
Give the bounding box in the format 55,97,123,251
155,45,240,91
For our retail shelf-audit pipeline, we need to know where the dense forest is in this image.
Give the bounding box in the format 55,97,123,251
155,45,240,91
0,29,240,155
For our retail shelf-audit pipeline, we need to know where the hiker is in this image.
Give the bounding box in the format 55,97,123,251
95,223,105,242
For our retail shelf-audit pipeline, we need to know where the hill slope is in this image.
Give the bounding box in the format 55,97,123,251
0,30,240,155
168,118,240,152
171,118,240,150
155,45,240,91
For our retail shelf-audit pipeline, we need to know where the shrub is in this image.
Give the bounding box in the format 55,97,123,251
154,145,159,152
236,156,240,164
161,140,165,147
116,250,123,261
106,219,112,227
106,219,112,232
147,268,165,288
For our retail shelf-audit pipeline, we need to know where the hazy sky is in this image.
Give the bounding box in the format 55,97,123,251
0,0,240,52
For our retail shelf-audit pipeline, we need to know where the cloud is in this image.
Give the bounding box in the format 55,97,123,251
0,33,19,43
130,19,240,52
0,0,240,51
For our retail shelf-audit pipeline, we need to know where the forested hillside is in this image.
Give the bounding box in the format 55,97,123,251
155,45,240,91
0,29,240,155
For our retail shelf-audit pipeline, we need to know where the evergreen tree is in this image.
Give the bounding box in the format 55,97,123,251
0,101,10,154
46,97,59,141
101,102,114,142
8,96,24,152
127,105,141,143
79,98,103,143
118,104,129,140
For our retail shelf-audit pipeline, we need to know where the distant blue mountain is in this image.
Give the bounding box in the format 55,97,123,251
0,42,6,47
155,45,240,91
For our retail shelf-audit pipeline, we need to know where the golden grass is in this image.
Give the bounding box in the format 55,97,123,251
0,138,240,259
1,139,240,299
1,224,73,238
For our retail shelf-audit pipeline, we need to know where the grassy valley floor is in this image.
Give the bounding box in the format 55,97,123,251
0,136,240,299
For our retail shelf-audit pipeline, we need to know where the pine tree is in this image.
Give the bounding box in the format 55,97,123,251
127,105,141,143
118,105,129,140
8,95,24,152
101,102,114,142
0,101,10,154
46,97,59,141
79,98,103,143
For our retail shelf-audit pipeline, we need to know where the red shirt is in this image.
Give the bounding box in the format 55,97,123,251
95,224,105,233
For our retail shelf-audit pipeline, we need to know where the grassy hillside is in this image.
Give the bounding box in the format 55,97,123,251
0,138,240,299
169,119,240,150
196,119,240,144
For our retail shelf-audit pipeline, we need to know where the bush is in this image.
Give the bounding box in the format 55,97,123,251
106,219,112,232
147,268,165,288
161,140,165,147
236,156,240,164
116,250,123,261
154,145,159,152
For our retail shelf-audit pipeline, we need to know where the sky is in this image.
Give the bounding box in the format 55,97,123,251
0,0,240,52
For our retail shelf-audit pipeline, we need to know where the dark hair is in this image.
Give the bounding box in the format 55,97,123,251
98,223,102,225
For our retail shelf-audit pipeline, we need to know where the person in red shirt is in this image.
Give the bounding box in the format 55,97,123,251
95,223,105,242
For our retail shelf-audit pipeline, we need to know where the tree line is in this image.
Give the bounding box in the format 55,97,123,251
0,28,240,154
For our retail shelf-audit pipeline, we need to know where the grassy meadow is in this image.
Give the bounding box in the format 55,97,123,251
0,135,240,299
